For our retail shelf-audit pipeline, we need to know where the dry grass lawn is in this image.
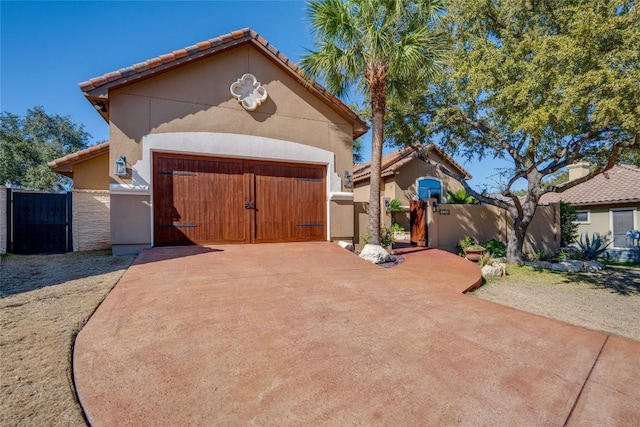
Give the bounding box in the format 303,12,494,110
0,250,134,427
472,264,640,342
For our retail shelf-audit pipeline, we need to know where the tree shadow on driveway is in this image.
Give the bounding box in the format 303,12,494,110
564,267,640,296
0,250,135,297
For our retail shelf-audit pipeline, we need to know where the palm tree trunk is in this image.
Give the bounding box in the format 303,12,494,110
367,72,386,246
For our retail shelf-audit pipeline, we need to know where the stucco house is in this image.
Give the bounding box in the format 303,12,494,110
352,144,471,239
541,163,640,261
49,28,367,255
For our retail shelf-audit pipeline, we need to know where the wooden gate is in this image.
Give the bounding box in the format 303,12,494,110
6,189,72,254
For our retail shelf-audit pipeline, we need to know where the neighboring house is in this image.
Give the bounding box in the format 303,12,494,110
541,163,640,261
352,144,471,240
50,28,367,255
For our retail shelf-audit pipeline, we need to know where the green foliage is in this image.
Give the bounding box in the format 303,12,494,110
560,202,580,247
390,223,404,233
456,235,478,256
577,233,612,261
382,0,640,263
0,106,91,191
361,226,397,249
478,250,492,267
388,198,404,227
388,199,403,212
445,188,478,204
352,136,364,163
483,239,506,258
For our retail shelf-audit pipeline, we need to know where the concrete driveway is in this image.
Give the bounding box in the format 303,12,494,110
74,243,640,425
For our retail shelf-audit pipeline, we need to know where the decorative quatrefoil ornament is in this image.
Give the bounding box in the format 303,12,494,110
229,73,268,111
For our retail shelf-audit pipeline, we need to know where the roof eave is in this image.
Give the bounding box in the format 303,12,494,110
79,29,368,138
48,142,110,176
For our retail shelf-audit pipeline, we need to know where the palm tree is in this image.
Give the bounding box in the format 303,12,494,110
301,0,445,246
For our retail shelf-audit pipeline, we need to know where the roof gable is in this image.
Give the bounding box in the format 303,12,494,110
79,28,367,138
48,142,110,177
353,144,471,183
540,164,640,206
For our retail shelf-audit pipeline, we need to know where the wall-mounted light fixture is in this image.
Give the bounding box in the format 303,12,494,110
114,156,127,176
93,102,107,113
343,170,353,189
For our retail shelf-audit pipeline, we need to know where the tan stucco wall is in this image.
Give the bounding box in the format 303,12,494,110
107,44,357,249
73,190,110,251
72,153,109,190
392,156,464,204
0,186,6,254
110,194,152,254
430,203,560,254
109,44,354,185
575,203,639,246
330,199,355,242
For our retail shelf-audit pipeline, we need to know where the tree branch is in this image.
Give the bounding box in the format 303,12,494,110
456,115,525,164
545,135,638,194
415,147,513,210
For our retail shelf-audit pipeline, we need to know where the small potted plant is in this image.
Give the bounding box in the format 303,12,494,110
463,244,486,262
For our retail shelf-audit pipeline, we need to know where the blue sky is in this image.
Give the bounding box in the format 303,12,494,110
1,0,514,191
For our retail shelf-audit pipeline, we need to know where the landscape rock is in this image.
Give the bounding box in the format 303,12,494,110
525,260,605,273
359,244,391,264
482,263,507,277
338,241,354,251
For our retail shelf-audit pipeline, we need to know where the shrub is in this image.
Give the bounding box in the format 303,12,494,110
456,236,478,256
390,223,404,233
478,251,492,267
560,202,579,246
535,250,555,262
361,226,396,249
380,227,395,249
483,239,506,257
576,233,612,260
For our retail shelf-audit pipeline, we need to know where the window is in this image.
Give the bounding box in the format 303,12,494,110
575,210,590,223
416,177,443,202
611,209,635,248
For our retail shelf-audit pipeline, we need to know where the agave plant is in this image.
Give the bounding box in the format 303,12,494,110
576,233,612,261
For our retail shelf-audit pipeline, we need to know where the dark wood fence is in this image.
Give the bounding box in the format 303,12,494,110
6,189,72,254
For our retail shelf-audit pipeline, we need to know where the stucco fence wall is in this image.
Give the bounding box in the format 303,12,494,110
429,202,560,255
354,200,560,255
72,190,111,252
0,186,6,254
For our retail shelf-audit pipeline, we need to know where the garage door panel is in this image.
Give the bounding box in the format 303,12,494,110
154,154,326,245
154,155,248,245
254,162,326,243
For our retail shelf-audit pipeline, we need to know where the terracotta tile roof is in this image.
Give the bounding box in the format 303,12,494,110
540,164,640,206
353,144,471,182
48,141,110,177
79,28,367,138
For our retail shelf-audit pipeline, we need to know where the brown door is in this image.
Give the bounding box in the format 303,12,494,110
254,161,326,243
153,153,326,246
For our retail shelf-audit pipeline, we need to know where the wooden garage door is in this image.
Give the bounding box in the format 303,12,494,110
153,154,326,246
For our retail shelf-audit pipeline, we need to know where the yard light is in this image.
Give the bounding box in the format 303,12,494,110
114,156,127,177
